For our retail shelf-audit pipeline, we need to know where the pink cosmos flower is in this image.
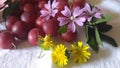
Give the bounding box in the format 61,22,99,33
57,6,86,33
83,3,103,22
40,0,59,21
0,0,6,9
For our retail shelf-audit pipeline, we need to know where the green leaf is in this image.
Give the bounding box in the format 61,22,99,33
65,50,72,59
38,36,43,47
100,33,118,47
2,7,13,20
2,2,20,20
97,23,112,32
11,2,20,8
103,14,111,21
85,25,89,40
87,36,99,52
87,27,99,52
4,0,12,5
93,14,111,25
95,26,103,45
95,18,107,24
58,26,67,33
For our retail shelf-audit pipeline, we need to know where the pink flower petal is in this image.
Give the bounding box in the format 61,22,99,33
45,0,51,10
40,10,49,17
57,17,69,26
52,0,59,9
51,9,58,17
75,17,86,26
40,0,59,20
44,15,51,21
92,7,101,13
73,7,82,17
83,3,103,22
94,13,102,19
61,6,71,17
84,3,91,13
87,17,93,22
68,22,76,33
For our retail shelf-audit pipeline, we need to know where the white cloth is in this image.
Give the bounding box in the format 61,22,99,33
0,0,120,68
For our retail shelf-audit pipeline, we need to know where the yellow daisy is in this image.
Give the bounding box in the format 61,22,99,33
51,44,68,67
71,41,91,64
38,35,54,50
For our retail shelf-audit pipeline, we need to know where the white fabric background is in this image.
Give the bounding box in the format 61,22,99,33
0,0,120,68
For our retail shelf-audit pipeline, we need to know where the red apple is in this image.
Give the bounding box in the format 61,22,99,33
72,0,86,9
5,16,20,31
28,28,45,45
61,30,77,42
35,16,44,29
11,21,30,39
0,31,15,49
56,0,68,11
42,19,59,36
21,12,37,27
56,0,68,2
38,0,47,9
23,3,36,13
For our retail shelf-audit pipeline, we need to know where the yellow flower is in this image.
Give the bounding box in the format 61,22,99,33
43,34,52,42
72,41,91,64
51,44,68,67
42,40,54,50
39,35,54,50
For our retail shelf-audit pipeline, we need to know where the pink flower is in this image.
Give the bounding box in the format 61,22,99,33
0,0,6,5
83,3,103,22
40,0,59,21
0,0,6,9
57,6,86,33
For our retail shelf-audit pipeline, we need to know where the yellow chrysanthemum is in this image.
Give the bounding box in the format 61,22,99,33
72,41,91,64
51,44,68,67
39,35,54,50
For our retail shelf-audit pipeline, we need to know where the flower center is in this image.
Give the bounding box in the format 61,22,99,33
70,16,75,21
49,9,52,14
86,11,93,17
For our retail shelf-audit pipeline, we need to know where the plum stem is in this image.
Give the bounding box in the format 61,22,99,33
12,43,16,49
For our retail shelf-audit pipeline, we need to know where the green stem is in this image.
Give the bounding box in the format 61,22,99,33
38,49,44,58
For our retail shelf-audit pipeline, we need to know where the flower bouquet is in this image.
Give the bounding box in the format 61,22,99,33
0,0,118,67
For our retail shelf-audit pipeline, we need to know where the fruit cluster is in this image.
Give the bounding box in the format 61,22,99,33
0,0,86,49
